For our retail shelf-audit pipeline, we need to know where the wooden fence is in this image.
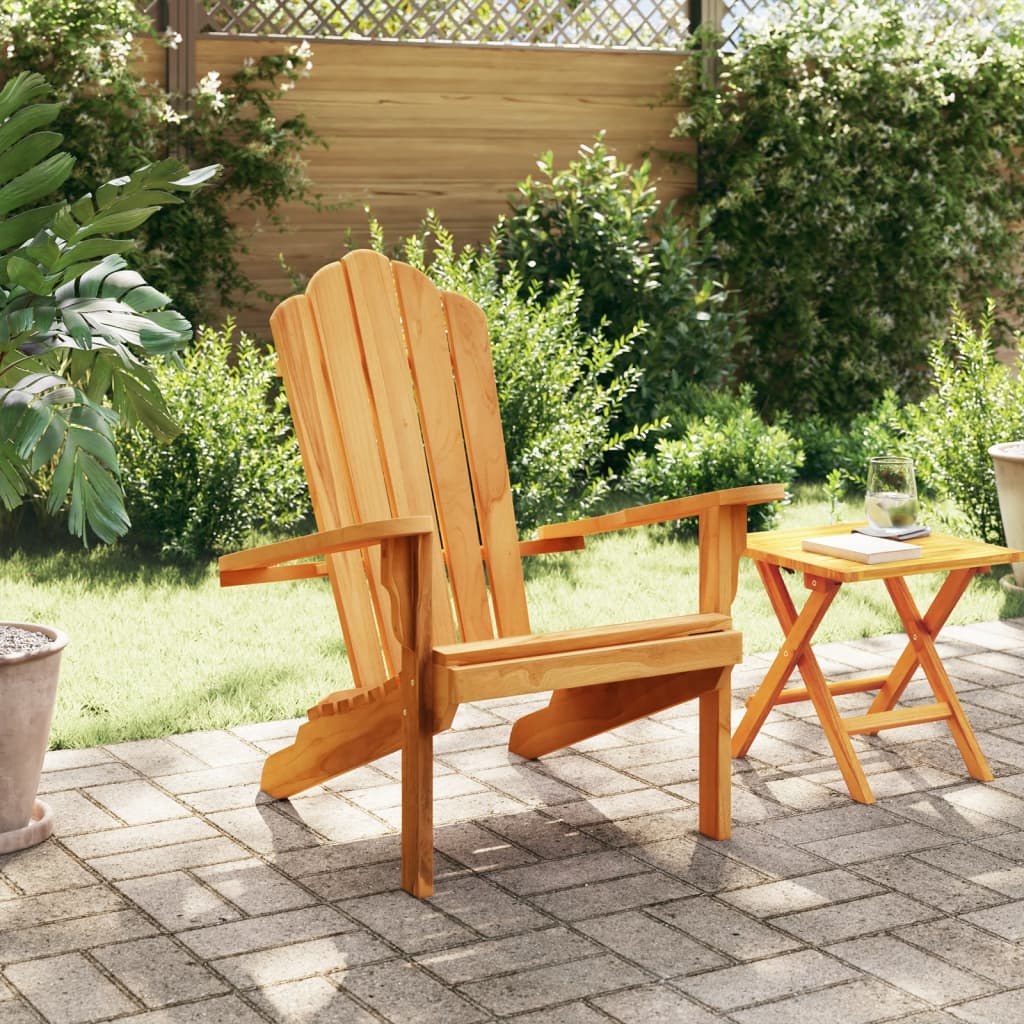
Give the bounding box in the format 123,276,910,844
139,34,690,329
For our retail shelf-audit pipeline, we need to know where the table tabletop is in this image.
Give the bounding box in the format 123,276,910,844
745,522,1022,583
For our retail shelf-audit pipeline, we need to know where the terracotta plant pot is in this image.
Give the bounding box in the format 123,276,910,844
0,622,68,854
989,441,1024,591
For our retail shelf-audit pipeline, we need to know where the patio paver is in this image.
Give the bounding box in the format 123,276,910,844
2,619,1023,1022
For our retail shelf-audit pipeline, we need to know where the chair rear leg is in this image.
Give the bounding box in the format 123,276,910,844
261,679,402,799
508,669,724,761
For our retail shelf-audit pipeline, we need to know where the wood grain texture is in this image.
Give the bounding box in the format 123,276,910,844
507,668,725,761
737,529,1005,803
394,260,494,643
745,523,1023,583
142,35,691,332
441,630,743,704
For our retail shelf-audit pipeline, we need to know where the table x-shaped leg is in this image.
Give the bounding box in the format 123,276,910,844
732,563,876,803
733,563,994,803
868,572,993,782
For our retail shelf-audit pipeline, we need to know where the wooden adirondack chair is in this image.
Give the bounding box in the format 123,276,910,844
219,250,783,897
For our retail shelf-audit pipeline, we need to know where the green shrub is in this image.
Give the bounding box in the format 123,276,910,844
674,1,1024,420
378,216,651,533
0,0,323,323
118,321,309,559
624,387,803,537
910,304,1024,544
496,136,746,426
793,391,916,490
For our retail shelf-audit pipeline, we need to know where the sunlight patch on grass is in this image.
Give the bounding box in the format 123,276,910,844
4,486,1022,748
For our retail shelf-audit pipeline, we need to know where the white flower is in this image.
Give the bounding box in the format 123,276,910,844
163,28,183,50
158,101,186,125
195,70,226,111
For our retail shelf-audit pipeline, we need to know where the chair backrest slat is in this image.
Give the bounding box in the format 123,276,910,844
271,292,390,688
443,291,530,638
393,261,495,643
342,252,457,648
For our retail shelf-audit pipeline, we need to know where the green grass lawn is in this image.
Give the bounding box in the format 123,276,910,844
5,486,1023,749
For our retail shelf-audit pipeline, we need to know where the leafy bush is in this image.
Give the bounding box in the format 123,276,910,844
118,321,309,559
674,1,1024,420
496,136,746,426
910,304,1024,544
793,391,916,490
377,216,651,533
0,0,322,323
624,387,803,537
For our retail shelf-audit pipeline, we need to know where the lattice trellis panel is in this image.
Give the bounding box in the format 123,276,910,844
719,0,758,50
720,0,1013,52
192,0,691,48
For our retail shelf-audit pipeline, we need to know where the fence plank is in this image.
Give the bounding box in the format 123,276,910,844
141,36,690,331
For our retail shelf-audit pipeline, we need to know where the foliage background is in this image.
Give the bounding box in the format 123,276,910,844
118,321,309,559
496,136,747,430
0,0,323,324
675,0,1024,422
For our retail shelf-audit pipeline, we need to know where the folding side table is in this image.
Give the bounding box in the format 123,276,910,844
733,523,1022,803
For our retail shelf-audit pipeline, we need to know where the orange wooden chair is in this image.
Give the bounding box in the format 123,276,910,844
219,250,783,896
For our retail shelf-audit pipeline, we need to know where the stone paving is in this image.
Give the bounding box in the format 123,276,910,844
3,618,1024,1024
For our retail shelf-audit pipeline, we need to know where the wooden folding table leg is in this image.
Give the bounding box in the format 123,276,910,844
883,577,993,783
732,568,839,757
867,569,979,718
795,623,878,804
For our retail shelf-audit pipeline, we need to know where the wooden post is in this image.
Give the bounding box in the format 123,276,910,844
162,0,203,95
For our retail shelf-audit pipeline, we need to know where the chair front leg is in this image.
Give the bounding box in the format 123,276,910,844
383,532,436,897
698,668,732,840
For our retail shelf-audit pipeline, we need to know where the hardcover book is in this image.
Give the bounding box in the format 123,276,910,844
801,532,922,564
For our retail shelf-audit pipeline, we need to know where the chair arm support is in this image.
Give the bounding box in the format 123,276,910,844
535,484,786,541
518,535,587,557
219,516,435,587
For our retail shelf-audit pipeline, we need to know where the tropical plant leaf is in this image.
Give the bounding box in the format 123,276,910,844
0,70,217,542
0,372,74,472
75,206,161,240
6,253,50,294
0,441,29,510
111,362,179,441
47,397,127,544
0,152,75,215
0,202,63,251
0,131,62,187
52,238,133,273
0,102,63,156
139,310,192,351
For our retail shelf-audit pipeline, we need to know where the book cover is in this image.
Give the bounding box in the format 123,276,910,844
853,525,931,541
801,532,922,564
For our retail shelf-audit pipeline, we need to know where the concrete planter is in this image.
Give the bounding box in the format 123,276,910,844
989,442,1024,591
0,622,67,854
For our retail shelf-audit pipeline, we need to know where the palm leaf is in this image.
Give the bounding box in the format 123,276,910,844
0,70,218,543
47,398,127,544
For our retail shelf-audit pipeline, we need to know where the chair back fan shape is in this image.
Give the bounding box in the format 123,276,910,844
273,251,526,690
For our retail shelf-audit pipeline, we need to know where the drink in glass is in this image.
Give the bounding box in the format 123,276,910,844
865,456,918,533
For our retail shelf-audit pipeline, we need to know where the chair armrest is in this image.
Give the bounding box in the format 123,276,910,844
535,484,786,541
219,516,435,587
